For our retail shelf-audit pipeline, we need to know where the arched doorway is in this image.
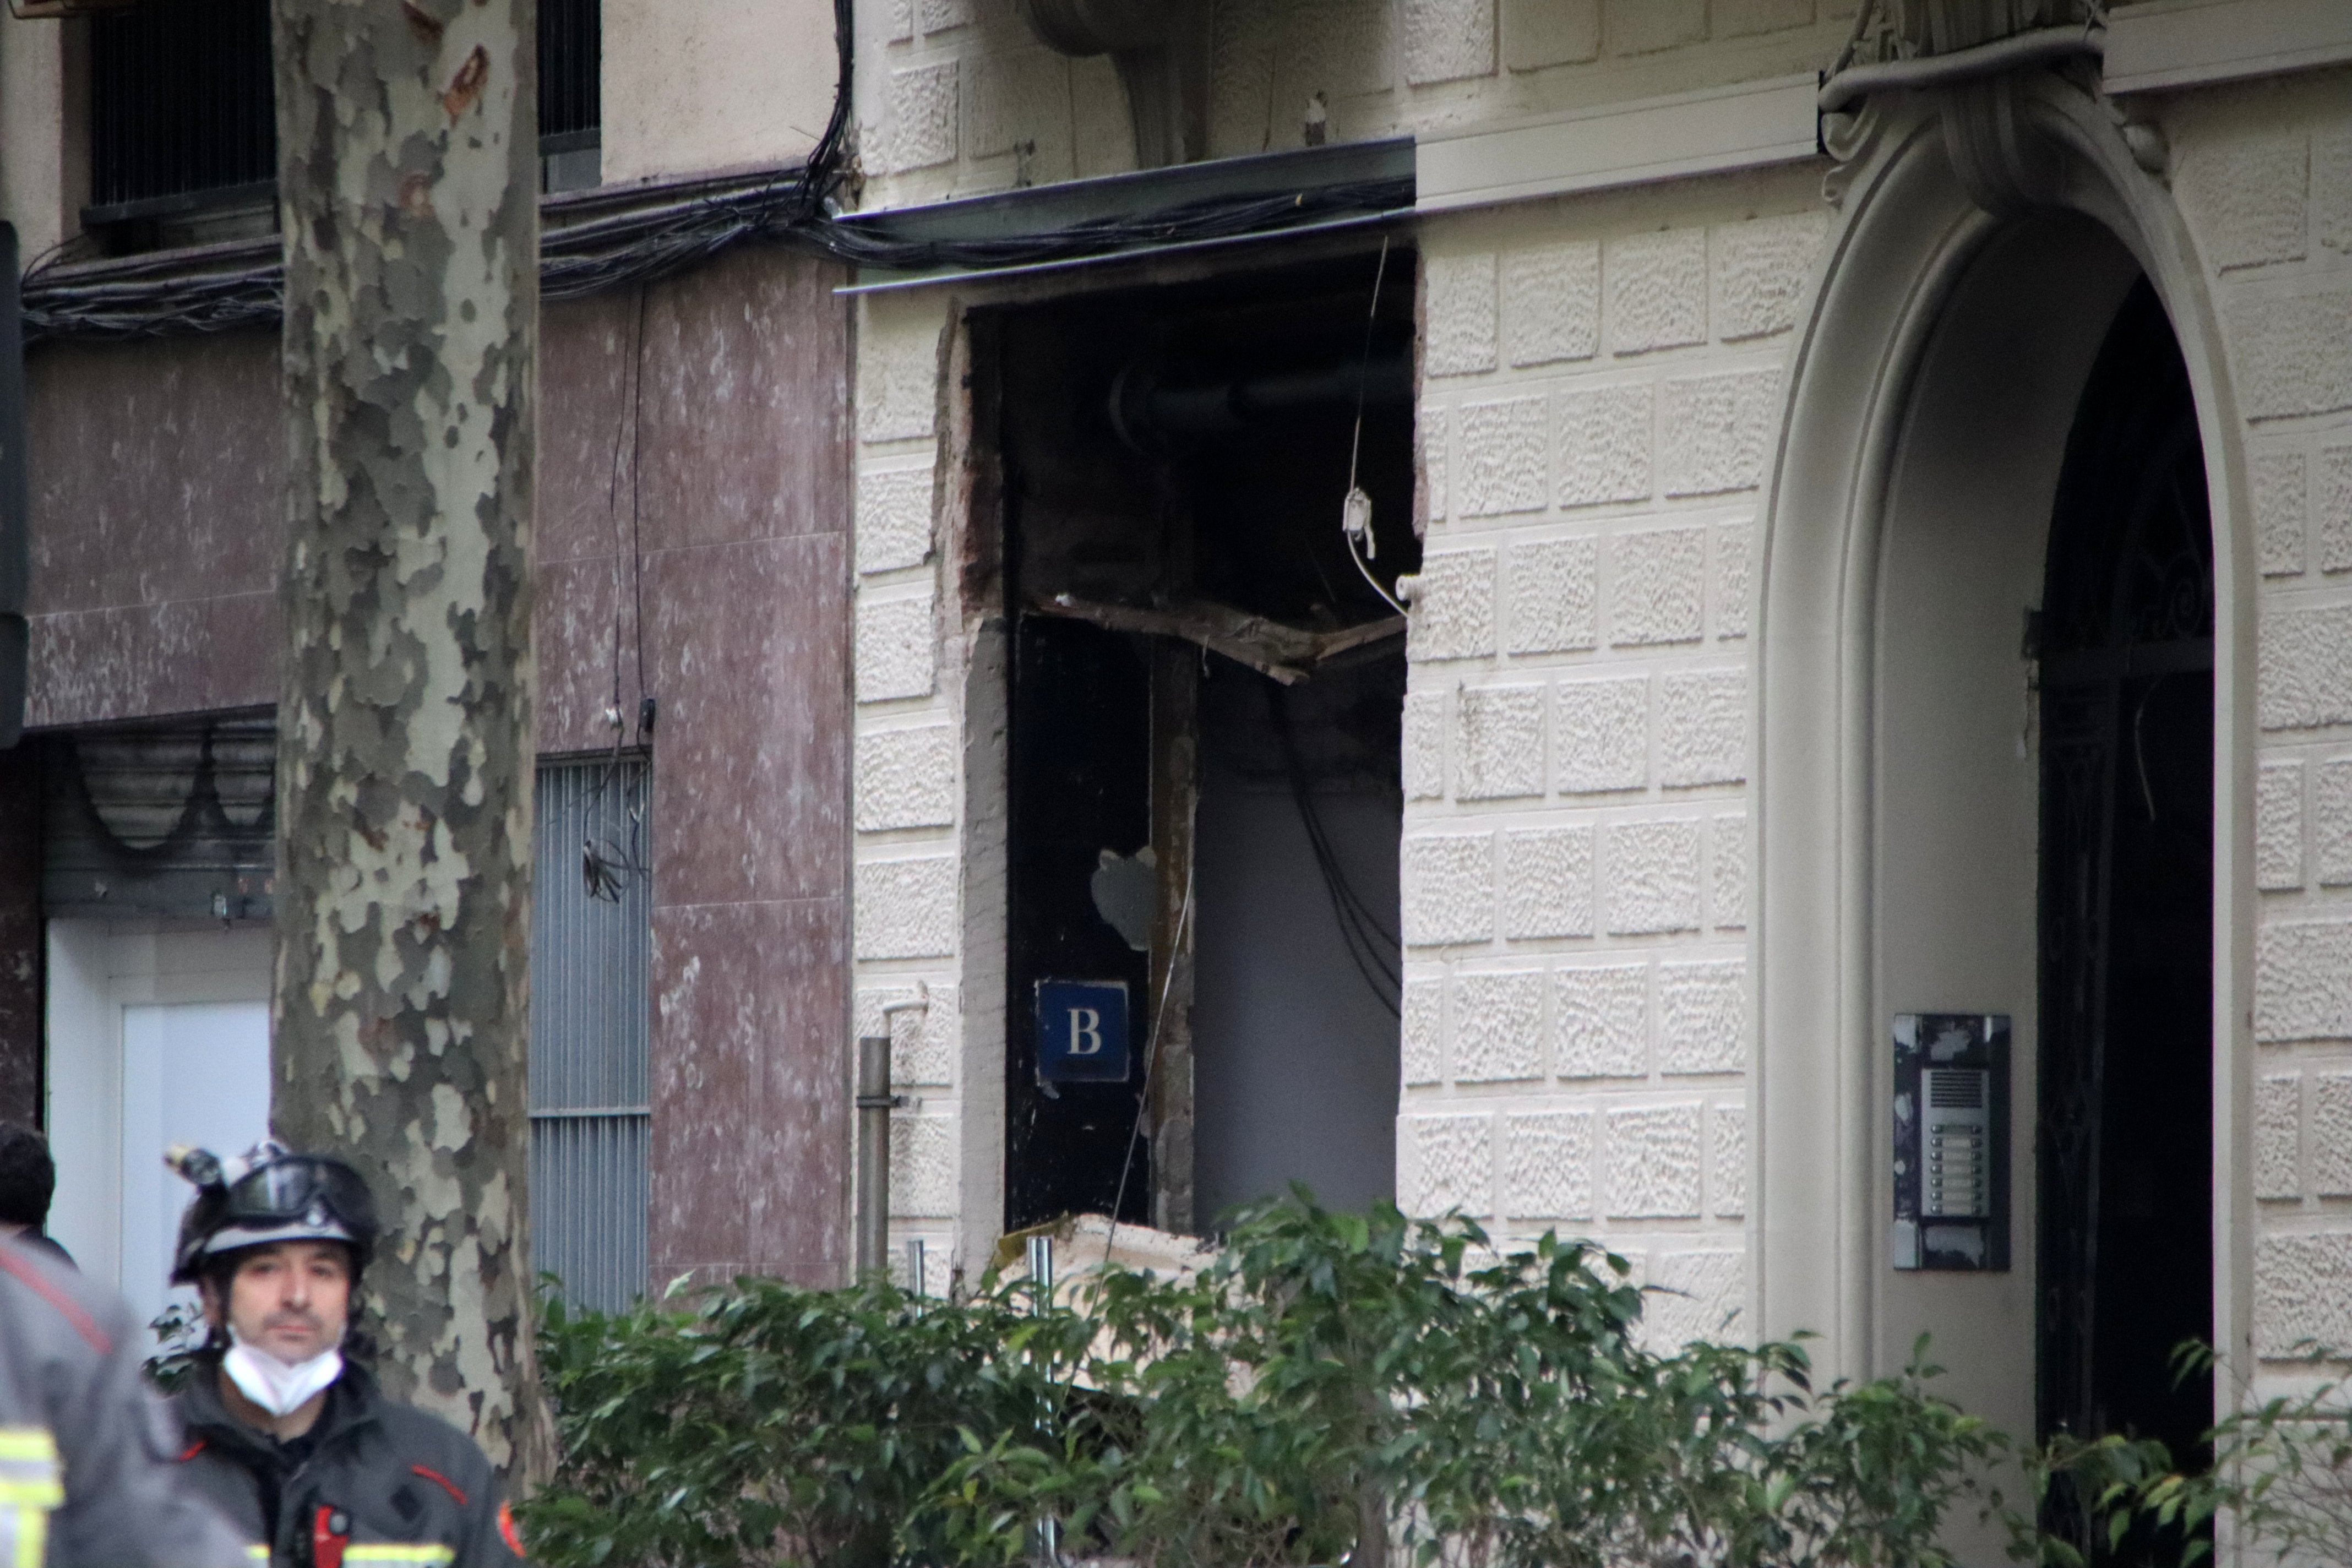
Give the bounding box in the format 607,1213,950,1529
2036,281,2215,1547
1753,73,2256,1542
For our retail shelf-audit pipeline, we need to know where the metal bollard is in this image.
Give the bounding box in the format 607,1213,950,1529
905,1237,928,1298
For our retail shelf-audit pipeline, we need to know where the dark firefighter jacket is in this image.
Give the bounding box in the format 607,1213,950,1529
0,1235,253,1567
172,1360,527,1568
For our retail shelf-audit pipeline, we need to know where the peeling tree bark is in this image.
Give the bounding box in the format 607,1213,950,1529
269,0,547,1478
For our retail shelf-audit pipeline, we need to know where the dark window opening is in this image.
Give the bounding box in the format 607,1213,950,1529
84,0,601,244
991,249,1419,1235
2035,279,2214,1568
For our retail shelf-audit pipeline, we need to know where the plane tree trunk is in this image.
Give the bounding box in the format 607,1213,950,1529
268,0,547,1477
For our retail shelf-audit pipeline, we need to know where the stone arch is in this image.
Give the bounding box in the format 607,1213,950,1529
1751,70,2256,1438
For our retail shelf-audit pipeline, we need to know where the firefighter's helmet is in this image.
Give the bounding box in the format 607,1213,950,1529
166,1140,379,1284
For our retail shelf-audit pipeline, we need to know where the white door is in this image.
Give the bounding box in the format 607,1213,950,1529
44,921,274,1347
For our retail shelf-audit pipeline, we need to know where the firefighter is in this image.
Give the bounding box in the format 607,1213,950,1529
165,1143,529,1568
0,1231,254,1566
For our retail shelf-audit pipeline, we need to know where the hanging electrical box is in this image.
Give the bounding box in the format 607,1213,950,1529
1892,1012,2010,1272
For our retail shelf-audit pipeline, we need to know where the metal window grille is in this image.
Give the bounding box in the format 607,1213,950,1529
539,0,601,148
529,756,650,1314
88,0,599,218
89,0,276,215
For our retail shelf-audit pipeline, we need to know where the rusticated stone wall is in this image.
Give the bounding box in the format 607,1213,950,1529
1398,161,1826,1346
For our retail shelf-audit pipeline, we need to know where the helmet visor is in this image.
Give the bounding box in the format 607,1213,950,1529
206,1156,374,1253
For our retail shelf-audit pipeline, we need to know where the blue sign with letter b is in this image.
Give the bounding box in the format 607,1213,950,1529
1035,979,1131,1083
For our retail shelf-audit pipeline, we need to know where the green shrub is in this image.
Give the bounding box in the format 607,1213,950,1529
524,1195,2027,1568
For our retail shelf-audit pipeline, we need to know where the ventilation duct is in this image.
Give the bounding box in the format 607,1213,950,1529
1015,0,1208,168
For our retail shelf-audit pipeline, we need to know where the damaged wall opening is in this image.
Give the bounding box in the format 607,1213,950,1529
988,246,1419,1235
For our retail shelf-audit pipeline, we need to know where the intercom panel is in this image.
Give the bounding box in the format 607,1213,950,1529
1892,1013,2010,1272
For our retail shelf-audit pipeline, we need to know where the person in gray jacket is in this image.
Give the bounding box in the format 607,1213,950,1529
0,1231,254,1567
164,1144,528,1568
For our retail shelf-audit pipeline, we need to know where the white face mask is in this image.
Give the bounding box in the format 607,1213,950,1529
223,1329,343,1419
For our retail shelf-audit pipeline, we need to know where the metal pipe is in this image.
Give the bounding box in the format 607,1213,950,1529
1109,351,1412,449
854,1034,895,1280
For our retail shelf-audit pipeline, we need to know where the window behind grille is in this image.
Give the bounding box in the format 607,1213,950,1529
85,0,602,232
529,756,650,1313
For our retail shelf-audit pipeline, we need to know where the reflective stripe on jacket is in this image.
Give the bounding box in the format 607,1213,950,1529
0,1237,253,1567
172,1362,525,1568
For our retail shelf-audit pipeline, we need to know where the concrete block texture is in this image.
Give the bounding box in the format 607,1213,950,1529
2254,919,2352,1041
1408,549,1499,661
917,0,972,33
1610,526,1707,645
2255,760,2305,890
1425,253,1500,378
1606,1103,1703,1217
2255,1073,2301,1200
1403,831,1496,946
2322,128,2352,257
853,982,960,1088
1712,1104,1746,1216
1661,368,1781,496
1605,819,1703,934
1607,0,1705,57
1658,959,1745,1074
889,1113,958,1217
887,61,960,172
1501,0,1598,70
855,594,938,702
1460,396,1551,515
1505,537,1600,654
1409,1113,1496,1216
1403,0,1496,84
1659,669,1746,787
2252,451,2307,577
1503,241,1600,367
1554,676,1650,793
2320,446,2352,574
1503,1111,1596,1218
1403,978,1444,1085
1403,690,1448,801
1453,969,1548,1081
1717,0,1814,38
1645,1249,1744,1347
855,724,959,831
2315,1074,2352,1196
2174,130,2307,271
1710,814,1747,930
2317,758,2352,886
858,296,943,445
1712,211,1827,341
1714,522,1751,638
2254,1233,2352,1358
855,854,959,959
856,463,935,575
1556,383,1654,507
1554,963,1648,1079
966,49,1073,170
1607,230,1708,356
1501,825,1597,939
1422,404,1450,522
2260,604,2352,730
2232,287,2352,421
1457,683,1548,800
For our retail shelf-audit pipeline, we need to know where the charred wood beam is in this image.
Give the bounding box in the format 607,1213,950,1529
1031,592,1404,685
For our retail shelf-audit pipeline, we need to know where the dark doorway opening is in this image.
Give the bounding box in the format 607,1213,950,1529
2035,280,2215,1563
994,250,1417,1234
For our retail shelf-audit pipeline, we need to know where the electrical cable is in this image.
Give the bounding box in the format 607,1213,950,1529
1340,238,1405,617
1268,683,1401,1019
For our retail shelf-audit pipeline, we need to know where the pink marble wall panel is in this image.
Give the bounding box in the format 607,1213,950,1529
12,244,854,1287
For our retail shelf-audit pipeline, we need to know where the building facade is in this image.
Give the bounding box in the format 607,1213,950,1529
842,0,2352,1518
1,0,2349,1525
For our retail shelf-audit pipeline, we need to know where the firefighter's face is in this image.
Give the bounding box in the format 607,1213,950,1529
206,1240,352,1362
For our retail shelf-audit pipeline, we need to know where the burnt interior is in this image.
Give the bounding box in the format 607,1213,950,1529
993,248,1418,1233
